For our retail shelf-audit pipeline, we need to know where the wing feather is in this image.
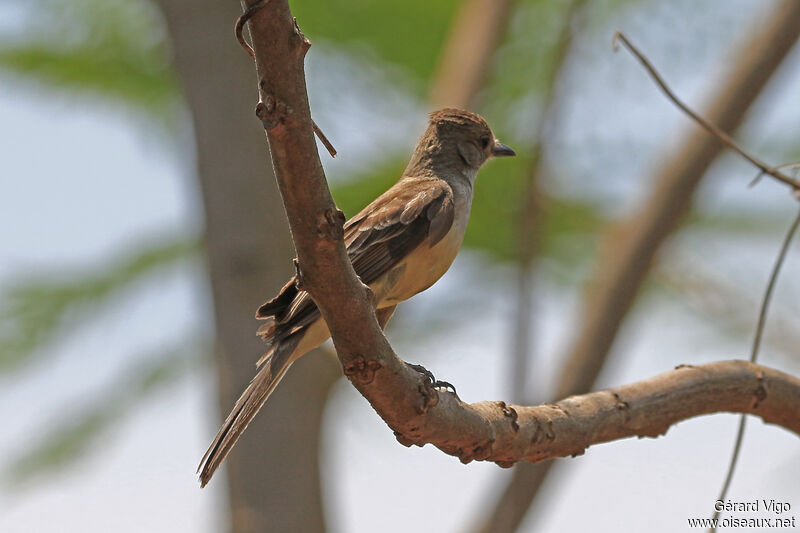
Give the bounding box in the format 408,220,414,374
255,177,455,343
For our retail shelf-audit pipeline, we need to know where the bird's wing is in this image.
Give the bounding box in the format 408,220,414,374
344,177,455,284
255,177,455,339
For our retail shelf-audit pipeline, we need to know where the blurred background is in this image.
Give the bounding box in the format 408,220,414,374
1,0,799,532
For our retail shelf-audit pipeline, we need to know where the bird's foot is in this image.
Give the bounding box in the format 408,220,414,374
432,379,457,395
407,363,435,382
406,363,457,396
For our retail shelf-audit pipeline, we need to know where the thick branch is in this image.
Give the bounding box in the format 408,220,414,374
245,0,384,348
495,361,800,464
401,360,800,466
244,1,800,472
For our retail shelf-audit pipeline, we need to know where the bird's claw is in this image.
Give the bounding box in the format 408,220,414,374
406,363,457,396
407,363,435,383
432,379,457,395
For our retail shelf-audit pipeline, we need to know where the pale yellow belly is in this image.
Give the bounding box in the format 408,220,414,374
377,224,464,305
289,213,467,362
291,319,331,362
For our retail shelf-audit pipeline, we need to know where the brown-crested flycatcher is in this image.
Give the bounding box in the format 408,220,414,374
199,108,515,485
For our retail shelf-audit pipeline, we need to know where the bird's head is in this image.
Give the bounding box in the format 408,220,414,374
408,108,515,179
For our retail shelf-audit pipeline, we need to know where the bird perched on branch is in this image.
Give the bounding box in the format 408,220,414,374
199,108,515,485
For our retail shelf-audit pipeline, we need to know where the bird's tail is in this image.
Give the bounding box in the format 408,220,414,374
197,333,301,487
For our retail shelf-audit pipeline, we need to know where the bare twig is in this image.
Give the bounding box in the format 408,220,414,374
235,0,270,59
750,161,800,188
236,0,337,158
560,0,800,413
710,206,800,531
613,31,800,192
749,211,800,365
311,121,337,157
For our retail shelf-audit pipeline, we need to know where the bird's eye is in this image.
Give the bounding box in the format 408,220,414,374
480,136,491,149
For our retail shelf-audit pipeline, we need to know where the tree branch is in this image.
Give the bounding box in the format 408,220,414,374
242,0,800,471
495,361,800,465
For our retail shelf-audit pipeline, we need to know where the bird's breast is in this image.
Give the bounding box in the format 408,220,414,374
377,200,470,305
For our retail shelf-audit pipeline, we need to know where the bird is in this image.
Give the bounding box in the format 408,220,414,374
198,108,515,486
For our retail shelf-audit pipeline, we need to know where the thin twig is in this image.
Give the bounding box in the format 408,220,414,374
750,161,800,188
749,208,800,365
235,0,270,59
612,31,800,192
235,0,337,158
710,206,800,532
312,122,337,157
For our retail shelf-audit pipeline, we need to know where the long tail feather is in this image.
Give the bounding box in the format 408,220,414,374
198,334,301,486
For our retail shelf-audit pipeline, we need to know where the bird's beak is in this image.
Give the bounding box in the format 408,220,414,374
491,140,516,157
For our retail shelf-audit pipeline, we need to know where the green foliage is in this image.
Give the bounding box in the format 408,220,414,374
293,0,460,88
684,210,789,235
481,1,577,115
333,159,406,218
0,237,201,374
0,0,179,121
3,344,204,485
